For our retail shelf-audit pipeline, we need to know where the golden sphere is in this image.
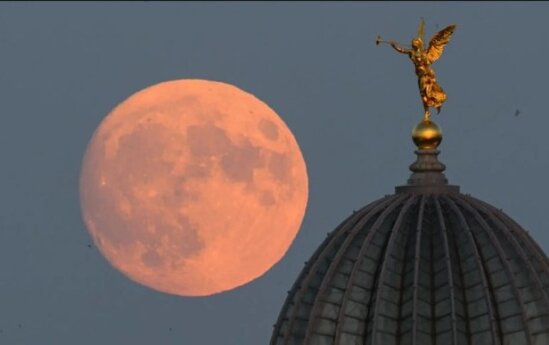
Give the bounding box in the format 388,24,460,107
412,120,442,149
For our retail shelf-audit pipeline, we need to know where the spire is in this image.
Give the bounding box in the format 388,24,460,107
395,118,459,194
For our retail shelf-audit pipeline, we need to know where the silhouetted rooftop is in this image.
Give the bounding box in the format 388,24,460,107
271,121,549,345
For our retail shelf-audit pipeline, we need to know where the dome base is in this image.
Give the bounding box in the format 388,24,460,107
395,183,460,194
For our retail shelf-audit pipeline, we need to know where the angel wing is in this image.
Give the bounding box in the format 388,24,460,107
425,25,456,63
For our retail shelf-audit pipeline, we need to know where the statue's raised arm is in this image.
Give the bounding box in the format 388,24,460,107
376,36,410,54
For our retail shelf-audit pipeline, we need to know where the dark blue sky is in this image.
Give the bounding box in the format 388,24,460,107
1,2,548,344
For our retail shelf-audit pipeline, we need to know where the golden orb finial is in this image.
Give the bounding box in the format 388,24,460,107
412,119,442,149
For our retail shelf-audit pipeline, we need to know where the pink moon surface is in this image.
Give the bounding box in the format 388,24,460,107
79,79,309,296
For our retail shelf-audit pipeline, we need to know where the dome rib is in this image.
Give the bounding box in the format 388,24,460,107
440,196,500,343
473,198,549,297
499,211,549,269
434,196,458,345
453,196,533,345
410,195,427,345
394,197,423,345
368,195,418,345
439,197,473,343
336,194,411,344
392,195,425,345
465,196,549,309
303,194,412,345
273,194,401,345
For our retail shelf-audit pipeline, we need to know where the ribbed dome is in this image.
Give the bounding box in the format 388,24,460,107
270,136,549,345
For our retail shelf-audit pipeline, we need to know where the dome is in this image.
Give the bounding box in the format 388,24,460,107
270,122,549,345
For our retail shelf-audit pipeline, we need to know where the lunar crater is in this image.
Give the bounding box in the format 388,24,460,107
186,124,230,158
219,137,262,184
139,214,205,269
259,118,279,141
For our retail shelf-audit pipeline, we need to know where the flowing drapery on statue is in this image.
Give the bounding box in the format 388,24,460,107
377,19,456,120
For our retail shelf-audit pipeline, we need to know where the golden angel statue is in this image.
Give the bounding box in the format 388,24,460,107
377,19,456,120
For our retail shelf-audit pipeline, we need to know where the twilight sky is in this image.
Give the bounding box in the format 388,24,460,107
1,2,548,344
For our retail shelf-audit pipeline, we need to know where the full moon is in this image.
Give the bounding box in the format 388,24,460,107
79,79,308,296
